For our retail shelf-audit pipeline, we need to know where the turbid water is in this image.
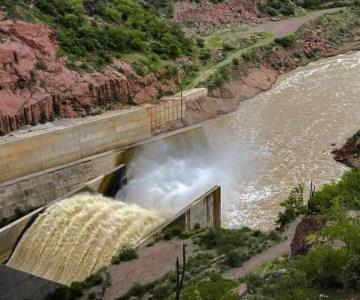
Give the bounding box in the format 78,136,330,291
7,193,164,284
117,52,360,230
205,52,360,229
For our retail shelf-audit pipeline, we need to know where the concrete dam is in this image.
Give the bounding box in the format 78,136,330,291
0,88,222,292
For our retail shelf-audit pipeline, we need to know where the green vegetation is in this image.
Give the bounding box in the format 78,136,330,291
274,34,297,48
276,184,306,227
207,65,231,89
180,273,238,300
309,168,360,214
244,168,360,299
111,245,138,264
0,0,193,70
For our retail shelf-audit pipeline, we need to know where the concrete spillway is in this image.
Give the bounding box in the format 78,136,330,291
7,193,164,284
3,126,216,285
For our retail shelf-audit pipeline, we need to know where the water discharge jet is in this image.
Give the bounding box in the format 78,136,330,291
6,193,164,285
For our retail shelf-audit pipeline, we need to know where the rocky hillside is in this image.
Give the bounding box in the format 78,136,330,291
174,0,261,34
0,0,193,135
0,15,185,135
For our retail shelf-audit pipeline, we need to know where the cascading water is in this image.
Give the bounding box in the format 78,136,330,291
7,193,164,284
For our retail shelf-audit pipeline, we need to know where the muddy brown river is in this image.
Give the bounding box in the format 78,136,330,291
204,52,360,229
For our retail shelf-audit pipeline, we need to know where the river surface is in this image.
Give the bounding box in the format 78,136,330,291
204,52,360,229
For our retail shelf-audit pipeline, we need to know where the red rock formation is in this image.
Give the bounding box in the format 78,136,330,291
0,17,181,136
174,0,261,34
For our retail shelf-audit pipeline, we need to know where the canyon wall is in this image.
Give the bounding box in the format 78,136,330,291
0,16,182,136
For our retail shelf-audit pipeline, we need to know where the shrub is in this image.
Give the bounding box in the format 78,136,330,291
268,230,281,241
281,2,295,16
163,225,185,240
303,0,321,9
299,245,348,289
226,249,250,267
245,273,263,293
199,48,211,61
180,275,238,300
274,35,296,48
196,38,205,48
207,65,231,89
232,57,240,65
344,255,360,290
127,282,146,297
152,283,172,299
111,245,138,264
84,272,103,287
276,184,306,227
309,168,360,214
241,49,260,64
223,43,235,52
266,6,278,16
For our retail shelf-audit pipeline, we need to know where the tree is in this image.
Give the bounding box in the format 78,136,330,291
276,184,306,227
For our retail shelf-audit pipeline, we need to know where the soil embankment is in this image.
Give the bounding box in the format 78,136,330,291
333,131,360,168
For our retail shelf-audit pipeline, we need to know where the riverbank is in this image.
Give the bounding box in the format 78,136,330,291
182,8,360,126
333,130,360,168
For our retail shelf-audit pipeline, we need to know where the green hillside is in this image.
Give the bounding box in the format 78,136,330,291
0,0,193,70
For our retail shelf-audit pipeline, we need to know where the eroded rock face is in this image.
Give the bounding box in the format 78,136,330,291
332,131,360,168
0,17,181,136
174,0,261,34
290,216,326,256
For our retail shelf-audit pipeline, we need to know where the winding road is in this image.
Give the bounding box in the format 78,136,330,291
187,7,344,89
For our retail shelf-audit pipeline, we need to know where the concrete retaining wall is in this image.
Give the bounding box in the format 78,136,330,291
0,150,122,220
147,88,208,130
0,208,43,263
0,265,63,300
166,185,221,231
138,185,221,247
161,88,208,102
0,108,151,183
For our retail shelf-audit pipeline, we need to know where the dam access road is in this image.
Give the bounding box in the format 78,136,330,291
187,7,344,88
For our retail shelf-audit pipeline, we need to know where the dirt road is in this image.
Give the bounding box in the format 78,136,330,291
187,7,344,89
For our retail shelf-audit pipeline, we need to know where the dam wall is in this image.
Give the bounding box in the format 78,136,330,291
0,88,208,184
0,150,122,221
0,88,207,224
0,108,151,183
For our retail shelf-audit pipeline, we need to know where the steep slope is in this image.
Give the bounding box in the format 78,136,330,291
0,16,184,135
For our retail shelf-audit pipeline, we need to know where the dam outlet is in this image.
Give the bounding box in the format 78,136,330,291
6,193,164,284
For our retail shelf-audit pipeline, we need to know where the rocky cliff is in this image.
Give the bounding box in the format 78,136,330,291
0,15,182,136
333,131,360,168
174,0,262,34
